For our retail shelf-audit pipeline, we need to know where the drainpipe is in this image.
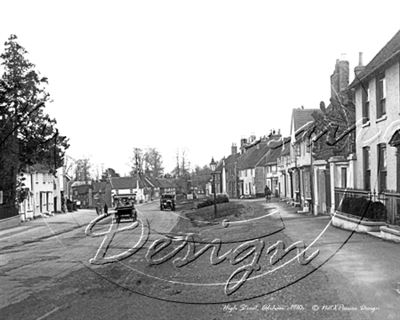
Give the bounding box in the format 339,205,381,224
310,138,315,215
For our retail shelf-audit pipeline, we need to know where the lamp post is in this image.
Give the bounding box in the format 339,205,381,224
210,157,217,218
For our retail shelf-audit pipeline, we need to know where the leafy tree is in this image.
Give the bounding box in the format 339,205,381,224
74,158,91,182
143,148,164,179
190,165,212,193
0,34,69,174
101,167,120,181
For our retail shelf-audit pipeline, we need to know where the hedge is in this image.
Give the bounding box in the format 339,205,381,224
197,194,229,209
339,197,387,221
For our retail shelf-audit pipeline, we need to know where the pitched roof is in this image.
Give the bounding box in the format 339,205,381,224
155,178,176,188
291,108,319,133
280,137,291,156
29,164,53,173
93,181,108,193
264,141,285,165
72,184,91,194
224,152,240,167
71,181,92,188
237,141,270,170
110,177,136,189
110,176,154,189
350,29,400,87
141,175,156,188
215,150,241,172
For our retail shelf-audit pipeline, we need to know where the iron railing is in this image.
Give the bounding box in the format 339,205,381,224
334,187,400,225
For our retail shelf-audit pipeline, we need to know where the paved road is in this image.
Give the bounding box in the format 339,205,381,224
0,201,179,318
0,199,399,319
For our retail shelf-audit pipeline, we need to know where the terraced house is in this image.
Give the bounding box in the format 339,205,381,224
285,107,319,210
349,30,400,226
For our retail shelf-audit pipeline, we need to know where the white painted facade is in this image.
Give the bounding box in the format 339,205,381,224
354,61,400,193
20,170,56,221
239,168,255,195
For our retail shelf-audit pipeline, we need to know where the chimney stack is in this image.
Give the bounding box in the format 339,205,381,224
240,138,247,153
330,58,349,101
354,52,365,78
268,129,282,141
231,143,237,155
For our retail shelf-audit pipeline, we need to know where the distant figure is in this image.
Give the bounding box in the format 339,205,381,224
265,185,271,202
96,202,102,215
104,203,108,215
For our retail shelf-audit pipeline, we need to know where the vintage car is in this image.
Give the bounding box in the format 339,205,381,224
160,193,176,211
113,195,137,223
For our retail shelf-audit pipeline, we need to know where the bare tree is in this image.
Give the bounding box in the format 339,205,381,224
129,148,143,176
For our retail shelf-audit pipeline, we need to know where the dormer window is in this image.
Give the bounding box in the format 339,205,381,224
376,74,386,118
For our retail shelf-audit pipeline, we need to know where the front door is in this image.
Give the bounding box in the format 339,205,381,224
325,169,331,213
316,169,326,214
39,192,43,213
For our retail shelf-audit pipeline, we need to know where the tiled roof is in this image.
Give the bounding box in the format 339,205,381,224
93,181,108,193
350,29,400,87
280,137,291,156
72,184,91,194
155,178,176,188
29,164,53,173
291,108,319,133
264,141,285,165
224,152,240,167
238,141,270,170
110,176,154,189
110,177,137,189
215,151,241,171
141,176,156,188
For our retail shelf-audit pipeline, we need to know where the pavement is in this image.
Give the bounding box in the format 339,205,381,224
0,209,98,251
265,199,400,319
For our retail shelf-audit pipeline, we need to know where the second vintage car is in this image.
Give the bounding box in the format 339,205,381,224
160,193,176,211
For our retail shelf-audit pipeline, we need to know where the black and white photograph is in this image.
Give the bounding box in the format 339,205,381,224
1,1,400,319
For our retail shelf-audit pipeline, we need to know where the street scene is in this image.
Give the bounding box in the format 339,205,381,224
0,200,399,319
2,1,400,319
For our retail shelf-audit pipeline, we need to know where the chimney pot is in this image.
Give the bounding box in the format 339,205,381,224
354,52,365,77
358,52,363,66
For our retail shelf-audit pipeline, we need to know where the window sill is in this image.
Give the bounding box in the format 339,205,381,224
376,115,387,123
362,121,371,128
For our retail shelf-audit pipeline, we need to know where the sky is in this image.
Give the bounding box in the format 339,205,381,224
1,0,400,176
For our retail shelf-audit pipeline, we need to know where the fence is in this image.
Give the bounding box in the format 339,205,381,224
334,188,370,211
381,191,400,225
334,187,400,225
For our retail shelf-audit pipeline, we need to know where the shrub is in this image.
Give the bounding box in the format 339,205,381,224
340,197,351,213
366,201,387,220
197,194,229,209
339,196,386,221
